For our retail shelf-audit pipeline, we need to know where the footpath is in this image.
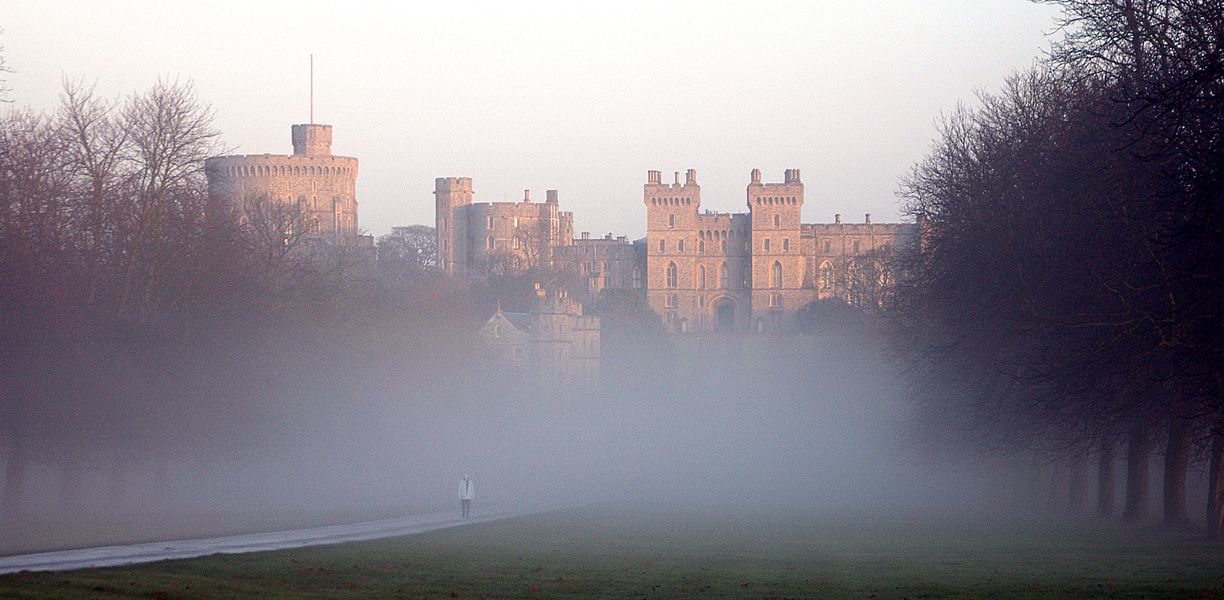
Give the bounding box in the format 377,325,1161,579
0,505,531,574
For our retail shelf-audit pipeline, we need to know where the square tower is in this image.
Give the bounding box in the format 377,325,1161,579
747,169,806,331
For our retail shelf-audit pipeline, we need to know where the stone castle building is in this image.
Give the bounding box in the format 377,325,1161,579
445,168,918,334
477,287,600,395
205,124,363,244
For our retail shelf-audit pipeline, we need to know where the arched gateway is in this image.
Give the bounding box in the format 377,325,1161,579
713,298,736,333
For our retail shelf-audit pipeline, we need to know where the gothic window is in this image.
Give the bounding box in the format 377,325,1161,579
823,239,831,253
783,238,789,252
820,262,834,290
721,240,727,253
774,214,780,227
719,262,729,289
488,216,494,229
659,239,665,253
494,324,502,339
772,261,782,288
699,240,705,252
487,236,494,249
666,262,678,288
769,293,782,308
665,294,678,308
632,266,643,289
698,265,706,289
669,214,675,228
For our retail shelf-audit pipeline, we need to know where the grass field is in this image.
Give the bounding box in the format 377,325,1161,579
3,504,1223,599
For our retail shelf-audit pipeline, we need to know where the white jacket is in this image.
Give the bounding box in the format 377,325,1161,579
459,477,475,500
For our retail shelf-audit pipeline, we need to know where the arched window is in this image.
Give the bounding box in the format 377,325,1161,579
669,214,675,228
719,262,729,289
699,240,705,252
488,236,494,249
771,261,782,288
494,324,503,339
783,238,789,252
721,240,727,253
820,262,834,290
678,239,684,252
774,214,780,227
659,239,665,253
666,262,678,288
632,266,643,289
698,265,706,289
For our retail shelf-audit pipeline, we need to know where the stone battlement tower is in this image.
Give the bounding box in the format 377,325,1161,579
206,124,359,243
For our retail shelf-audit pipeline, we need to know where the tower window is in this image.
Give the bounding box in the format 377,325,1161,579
719,262,729,289
699,240,705,252
488,216,494,229
774,214,780,227
699,265,706,289
669,214,675,228
678,239,684,252
853,240,860,253
764,239,771,251
666,262,678,288
721,240,727,253
783,238,789,252
772,261,782,288
659,239,665,253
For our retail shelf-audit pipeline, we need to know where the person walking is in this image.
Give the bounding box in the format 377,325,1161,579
459,474,474,519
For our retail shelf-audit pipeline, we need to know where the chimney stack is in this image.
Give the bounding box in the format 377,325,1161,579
835,214,841,224
523,189,531,202
865,213,871,224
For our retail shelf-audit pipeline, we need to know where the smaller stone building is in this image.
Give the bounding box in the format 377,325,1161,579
476,286,600,395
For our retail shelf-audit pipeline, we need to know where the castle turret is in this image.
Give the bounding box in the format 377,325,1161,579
436,177,474,276
291,124,332,157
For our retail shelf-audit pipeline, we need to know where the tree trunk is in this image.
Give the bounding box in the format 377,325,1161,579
59,458,85,512
1208,422,1224,538
1163,417,1190,526
1098,436,1116,518
1069,453,1088,516
1123,426,1151,521
2,446,27,519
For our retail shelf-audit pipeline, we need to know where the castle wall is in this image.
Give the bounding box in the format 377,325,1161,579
440,168,918,335
205,124,359,242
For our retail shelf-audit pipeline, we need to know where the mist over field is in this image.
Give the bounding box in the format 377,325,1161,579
3,0,1224,570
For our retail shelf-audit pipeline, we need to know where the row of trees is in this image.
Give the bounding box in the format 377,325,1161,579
892,0,1224,535
0,78,483,523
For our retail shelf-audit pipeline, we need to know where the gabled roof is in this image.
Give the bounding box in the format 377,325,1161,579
502,312,532,332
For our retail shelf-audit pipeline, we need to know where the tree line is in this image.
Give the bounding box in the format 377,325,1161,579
0,79,483,525
891,0,1224,535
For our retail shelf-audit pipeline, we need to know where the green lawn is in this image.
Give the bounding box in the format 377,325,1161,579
3,504,1222,599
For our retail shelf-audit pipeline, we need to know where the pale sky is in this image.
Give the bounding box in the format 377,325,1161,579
1,1,1062,238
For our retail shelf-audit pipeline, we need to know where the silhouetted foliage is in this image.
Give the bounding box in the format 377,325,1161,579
893,0,1224,534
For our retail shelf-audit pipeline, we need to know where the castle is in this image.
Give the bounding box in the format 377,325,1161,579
477,286,600,394
439,168,918,333
204,123,364,245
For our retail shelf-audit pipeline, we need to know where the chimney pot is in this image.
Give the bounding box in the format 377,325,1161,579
865,213,871,224
524,189,530,202
835,214,841,224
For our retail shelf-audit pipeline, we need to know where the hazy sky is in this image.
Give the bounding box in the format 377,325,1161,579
2,1,1062,238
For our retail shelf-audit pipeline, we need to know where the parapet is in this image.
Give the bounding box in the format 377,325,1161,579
291,124,332,157
435,177,474,193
